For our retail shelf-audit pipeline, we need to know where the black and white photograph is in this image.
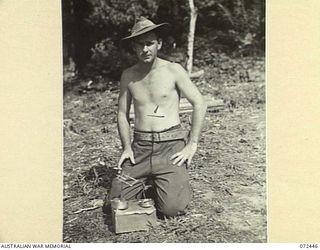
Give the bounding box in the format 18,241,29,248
62,0,266,243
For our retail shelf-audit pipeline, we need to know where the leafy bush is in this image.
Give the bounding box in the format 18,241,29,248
63,0,265,80
85,38,136,80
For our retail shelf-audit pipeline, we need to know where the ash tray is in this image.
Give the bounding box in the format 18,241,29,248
139,199,155,208
111,198,128,210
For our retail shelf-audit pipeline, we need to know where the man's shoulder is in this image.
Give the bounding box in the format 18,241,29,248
121,64,139,83
156,59,184,73
122,64,138,77
166,61,184,70
166,61,187,77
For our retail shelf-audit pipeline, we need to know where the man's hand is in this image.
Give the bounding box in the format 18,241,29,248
170,142,198,167
116,148,135,173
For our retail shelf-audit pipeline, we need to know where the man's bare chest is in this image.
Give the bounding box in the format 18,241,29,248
128,71,178,104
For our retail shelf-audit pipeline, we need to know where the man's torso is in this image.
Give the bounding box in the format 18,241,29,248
126,59,181,132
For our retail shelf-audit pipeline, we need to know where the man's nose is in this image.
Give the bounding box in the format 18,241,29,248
142,44,148,52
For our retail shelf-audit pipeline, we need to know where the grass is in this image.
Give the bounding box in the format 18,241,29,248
63,56,266,243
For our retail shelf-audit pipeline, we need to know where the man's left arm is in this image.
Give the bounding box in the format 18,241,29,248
170,63,207,166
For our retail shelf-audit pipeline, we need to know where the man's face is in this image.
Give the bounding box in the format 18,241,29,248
132,32,162,64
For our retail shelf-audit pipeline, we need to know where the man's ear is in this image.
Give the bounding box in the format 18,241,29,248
157,39,162,50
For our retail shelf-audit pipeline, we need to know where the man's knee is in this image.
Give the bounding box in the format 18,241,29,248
158,202,187,218
158,187,192,217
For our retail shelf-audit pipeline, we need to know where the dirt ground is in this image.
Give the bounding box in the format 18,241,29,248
63,60,266,242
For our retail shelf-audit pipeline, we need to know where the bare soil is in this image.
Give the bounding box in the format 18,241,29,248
63,59,266,243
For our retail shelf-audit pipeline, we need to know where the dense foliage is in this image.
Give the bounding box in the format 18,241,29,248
63,0,265,81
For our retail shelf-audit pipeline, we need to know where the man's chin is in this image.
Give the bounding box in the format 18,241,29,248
141,57,154,63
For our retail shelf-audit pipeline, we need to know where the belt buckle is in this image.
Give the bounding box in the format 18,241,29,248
152,132,160,141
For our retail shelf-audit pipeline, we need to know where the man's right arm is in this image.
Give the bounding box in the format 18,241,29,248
116,71,135,170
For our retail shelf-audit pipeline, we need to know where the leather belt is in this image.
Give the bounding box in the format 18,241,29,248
134,129,189,142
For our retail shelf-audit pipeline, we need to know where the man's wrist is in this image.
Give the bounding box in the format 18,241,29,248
188,139,198,146
122,144,132,151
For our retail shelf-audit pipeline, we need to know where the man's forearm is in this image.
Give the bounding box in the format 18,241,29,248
117,112,132,150
189,100,207,144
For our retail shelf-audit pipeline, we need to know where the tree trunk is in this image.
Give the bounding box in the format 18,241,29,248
62,0,76,67
186,0,197,74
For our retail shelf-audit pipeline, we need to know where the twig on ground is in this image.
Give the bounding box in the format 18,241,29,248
66,217,78,223
73,205,102,214
225,188,233,196
92,167,102,185
72,145,86,156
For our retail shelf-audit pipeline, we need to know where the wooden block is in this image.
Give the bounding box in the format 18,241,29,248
112,200,157,234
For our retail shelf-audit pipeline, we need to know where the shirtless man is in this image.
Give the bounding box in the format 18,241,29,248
109,17,207,217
